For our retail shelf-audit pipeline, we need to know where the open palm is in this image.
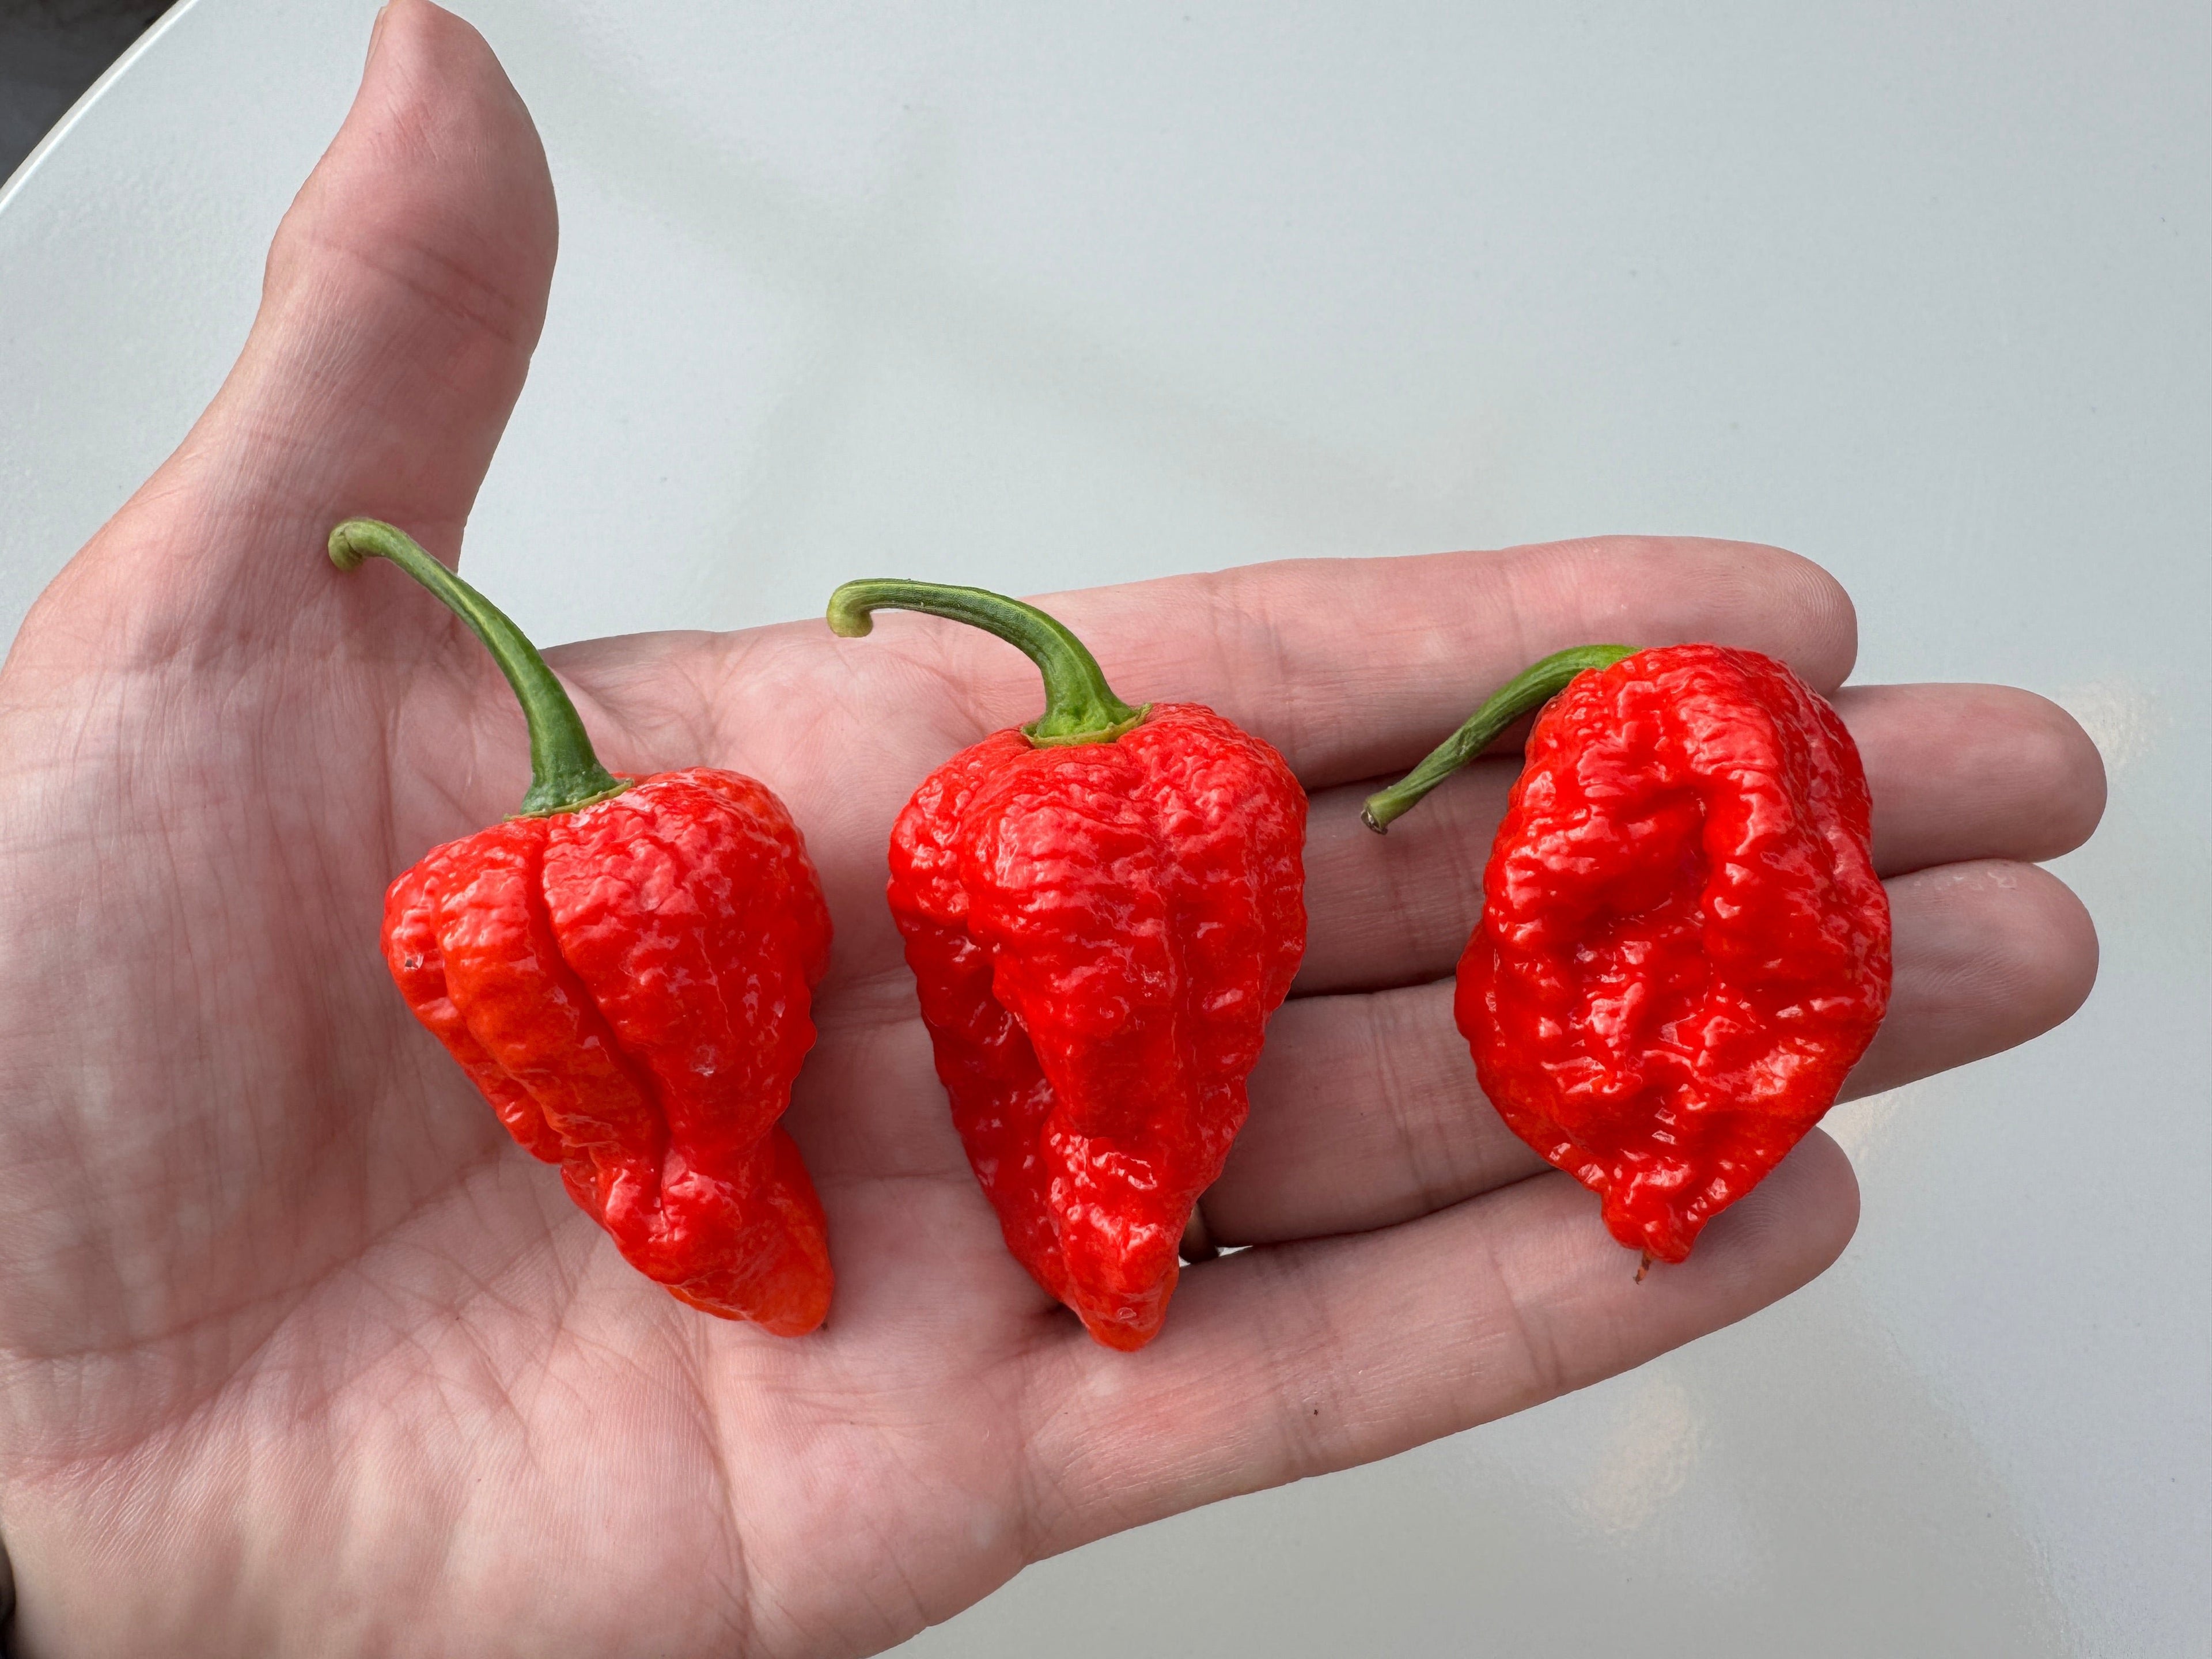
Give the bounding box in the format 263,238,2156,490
0,7,2103,1655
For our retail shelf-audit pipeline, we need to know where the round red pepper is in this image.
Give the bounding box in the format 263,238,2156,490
1365,642,1891,1266
334,520,834,1334
830,581,1307,1350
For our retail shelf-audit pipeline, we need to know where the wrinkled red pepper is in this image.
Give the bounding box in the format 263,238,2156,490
333,520,834,1334
830,581,1306,1350
1365,642,1891,1266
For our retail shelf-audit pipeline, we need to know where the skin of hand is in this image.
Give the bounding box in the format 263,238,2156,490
0,4,2104,1654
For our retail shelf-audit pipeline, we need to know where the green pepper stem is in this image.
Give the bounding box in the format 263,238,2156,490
328,518,628,817
826,579,1149,747
1360,643,1640,832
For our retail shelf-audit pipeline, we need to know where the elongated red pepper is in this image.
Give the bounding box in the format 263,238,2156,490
1365,643,1890,1266
830,581,1306,1350
334,520,833,1334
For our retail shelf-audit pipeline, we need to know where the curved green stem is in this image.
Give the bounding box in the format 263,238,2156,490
826,579,1149,747
1361,643,1640,832
328,518,628,817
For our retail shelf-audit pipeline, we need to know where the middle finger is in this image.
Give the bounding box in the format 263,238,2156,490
1293,679,2102,996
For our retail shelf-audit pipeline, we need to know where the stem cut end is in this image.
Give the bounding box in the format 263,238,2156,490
824,590,878,638
327,521,377,573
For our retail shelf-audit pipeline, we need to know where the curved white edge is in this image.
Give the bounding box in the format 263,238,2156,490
0,0,211,218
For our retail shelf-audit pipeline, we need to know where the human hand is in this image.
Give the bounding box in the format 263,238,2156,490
0,5,2102,1653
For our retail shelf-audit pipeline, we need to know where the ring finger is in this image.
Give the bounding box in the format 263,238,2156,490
1200,856,2096,1247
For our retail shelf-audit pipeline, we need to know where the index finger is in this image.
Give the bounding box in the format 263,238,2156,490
859,535,1859,788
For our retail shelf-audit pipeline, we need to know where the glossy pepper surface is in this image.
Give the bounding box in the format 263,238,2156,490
335,520,834,1334
1366,642,1890,1265
830,581,1306,1350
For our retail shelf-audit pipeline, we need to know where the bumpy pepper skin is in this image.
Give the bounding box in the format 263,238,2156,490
889,704,1306,1350
331,517,836,1334
1456,644,1891,1263
387,768,835,1332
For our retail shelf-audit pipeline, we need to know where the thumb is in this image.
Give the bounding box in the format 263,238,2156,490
27,0,557,668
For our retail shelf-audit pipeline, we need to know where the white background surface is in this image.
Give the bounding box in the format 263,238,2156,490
2,3,2205,1653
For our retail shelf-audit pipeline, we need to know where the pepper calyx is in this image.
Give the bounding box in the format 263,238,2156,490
1024,704,1150,747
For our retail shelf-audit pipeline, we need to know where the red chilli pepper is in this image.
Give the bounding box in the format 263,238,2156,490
828,581,1306,1350
1364,642,1891,1267
333,520,834,1334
